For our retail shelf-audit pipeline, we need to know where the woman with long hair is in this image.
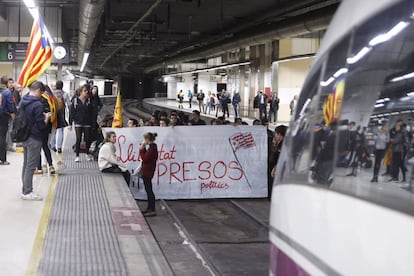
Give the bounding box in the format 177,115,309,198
69,84,93,162
98,131,130,184
139,132,159,217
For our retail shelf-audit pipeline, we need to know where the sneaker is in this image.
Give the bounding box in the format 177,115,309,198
57,148,62,154
49,166,56,175
87,155,93,162
51,147,57,152
33,169,43,175
21,192,43,201
0,161,10,165
75,157,80,163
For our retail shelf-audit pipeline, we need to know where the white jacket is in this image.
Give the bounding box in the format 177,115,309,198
98,142,127,172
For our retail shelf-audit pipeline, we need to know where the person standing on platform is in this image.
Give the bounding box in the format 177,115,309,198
99,131,130,184
258,91,268,120
290,95,298,115
177,90,184,109
253,91,260,118
232,91,241,118
69,84,94,162
51,80,69,153
220,90,230,118
197,90,205,113
187,90,193,108
35,85,57,175
269,92,280,123
140,132,159,217
371,125,389,182
21,81,51,200
204,91,212,114
0,76,16,165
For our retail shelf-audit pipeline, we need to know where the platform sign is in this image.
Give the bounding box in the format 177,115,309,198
104,126,268,199
0,42,28,61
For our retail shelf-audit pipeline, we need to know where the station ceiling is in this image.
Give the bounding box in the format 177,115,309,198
1,0,340,76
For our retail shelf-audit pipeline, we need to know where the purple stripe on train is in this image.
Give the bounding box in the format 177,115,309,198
270,243,309,276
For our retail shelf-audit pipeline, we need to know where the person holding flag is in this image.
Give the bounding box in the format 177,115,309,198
112,91,123,128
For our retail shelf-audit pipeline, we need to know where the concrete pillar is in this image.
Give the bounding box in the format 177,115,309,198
271,40,279,93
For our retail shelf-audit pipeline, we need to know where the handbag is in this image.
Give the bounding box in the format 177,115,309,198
132,161,142,177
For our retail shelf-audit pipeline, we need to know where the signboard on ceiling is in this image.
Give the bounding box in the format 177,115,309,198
0,42,70,64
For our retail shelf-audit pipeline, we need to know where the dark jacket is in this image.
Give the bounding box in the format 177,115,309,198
270,96,280,111
140,143,159,179
0,86,16,116
90,94,103,127
232,93,241,105
20,95,48,141
69,97,93,126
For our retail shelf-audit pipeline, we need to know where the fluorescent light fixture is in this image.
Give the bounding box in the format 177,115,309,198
80,52,90,72
375,103,385,108
23,0,36,8
333,67,348,78
376,99,385,103
320,77,335,87
369,21,409,46
347,47,371,64
384,97,390,101
407,92,414,96
390,71,414,82
163,61,251,77
276,55,315,63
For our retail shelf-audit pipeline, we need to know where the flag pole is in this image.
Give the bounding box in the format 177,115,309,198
228,137,252,189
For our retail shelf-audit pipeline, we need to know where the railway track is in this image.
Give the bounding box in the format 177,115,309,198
154,199,270,276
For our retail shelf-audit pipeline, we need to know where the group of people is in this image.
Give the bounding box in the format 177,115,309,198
178,89,243,119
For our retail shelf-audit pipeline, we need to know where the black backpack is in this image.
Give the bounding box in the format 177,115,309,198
11,102,34,143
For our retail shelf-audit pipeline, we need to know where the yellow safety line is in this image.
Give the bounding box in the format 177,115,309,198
25,175,58,276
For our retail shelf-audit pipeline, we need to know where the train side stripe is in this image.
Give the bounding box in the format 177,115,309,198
270,225,340,276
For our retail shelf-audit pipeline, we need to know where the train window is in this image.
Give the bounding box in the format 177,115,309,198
331,0,414,214
277,0,414,215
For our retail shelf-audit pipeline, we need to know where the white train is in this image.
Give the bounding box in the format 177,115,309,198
270,0,414,275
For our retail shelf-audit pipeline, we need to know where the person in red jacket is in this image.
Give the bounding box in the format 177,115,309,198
139,132,159,216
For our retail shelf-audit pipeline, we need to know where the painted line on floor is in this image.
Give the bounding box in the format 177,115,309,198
25,175,58,276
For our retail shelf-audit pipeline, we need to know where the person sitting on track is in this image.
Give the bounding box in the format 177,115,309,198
98,131,130,184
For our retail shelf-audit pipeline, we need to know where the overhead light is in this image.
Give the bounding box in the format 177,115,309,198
320,77,335,87
80,52,90,72
384,97,390,101
347,47,371,64
369,21,410,46
23,0,36,8
376,99,385,103
333,67,348,78
407,91,414,96
162,61,251,77
375,103,385,108
390,71,414,82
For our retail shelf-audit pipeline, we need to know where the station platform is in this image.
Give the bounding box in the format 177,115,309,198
0,134,172,276
143,97,289,126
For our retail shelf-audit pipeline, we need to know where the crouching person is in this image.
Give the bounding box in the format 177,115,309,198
98,131,130,184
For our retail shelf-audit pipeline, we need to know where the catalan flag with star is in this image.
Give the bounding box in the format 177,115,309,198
323,78,345,125
18,14,53,87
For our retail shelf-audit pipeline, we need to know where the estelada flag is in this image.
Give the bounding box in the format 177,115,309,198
18,14,53,87
323,78,345,126
112,91,123,128
383,146,392,166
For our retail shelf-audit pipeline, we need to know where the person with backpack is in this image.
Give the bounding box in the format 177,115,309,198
50,80,69,153
197,90,205,113
34,85,57,175
0,75,16,165
19,81,51,200
177,90,184,109
69,84,94,162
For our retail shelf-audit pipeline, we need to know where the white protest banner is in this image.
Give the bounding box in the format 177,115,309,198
104,125,268,199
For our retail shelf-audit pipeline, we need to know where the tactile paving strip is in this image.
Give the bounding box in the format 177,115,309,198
38,136,128,275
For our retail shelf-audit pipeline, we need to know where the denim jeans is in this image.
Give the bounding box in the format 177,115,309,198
0,114,10,161
50,128,64,150
22,137,42,195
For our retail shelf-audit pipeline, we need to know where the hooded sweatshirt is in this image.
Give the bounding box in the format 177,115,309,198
20,94,48,141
